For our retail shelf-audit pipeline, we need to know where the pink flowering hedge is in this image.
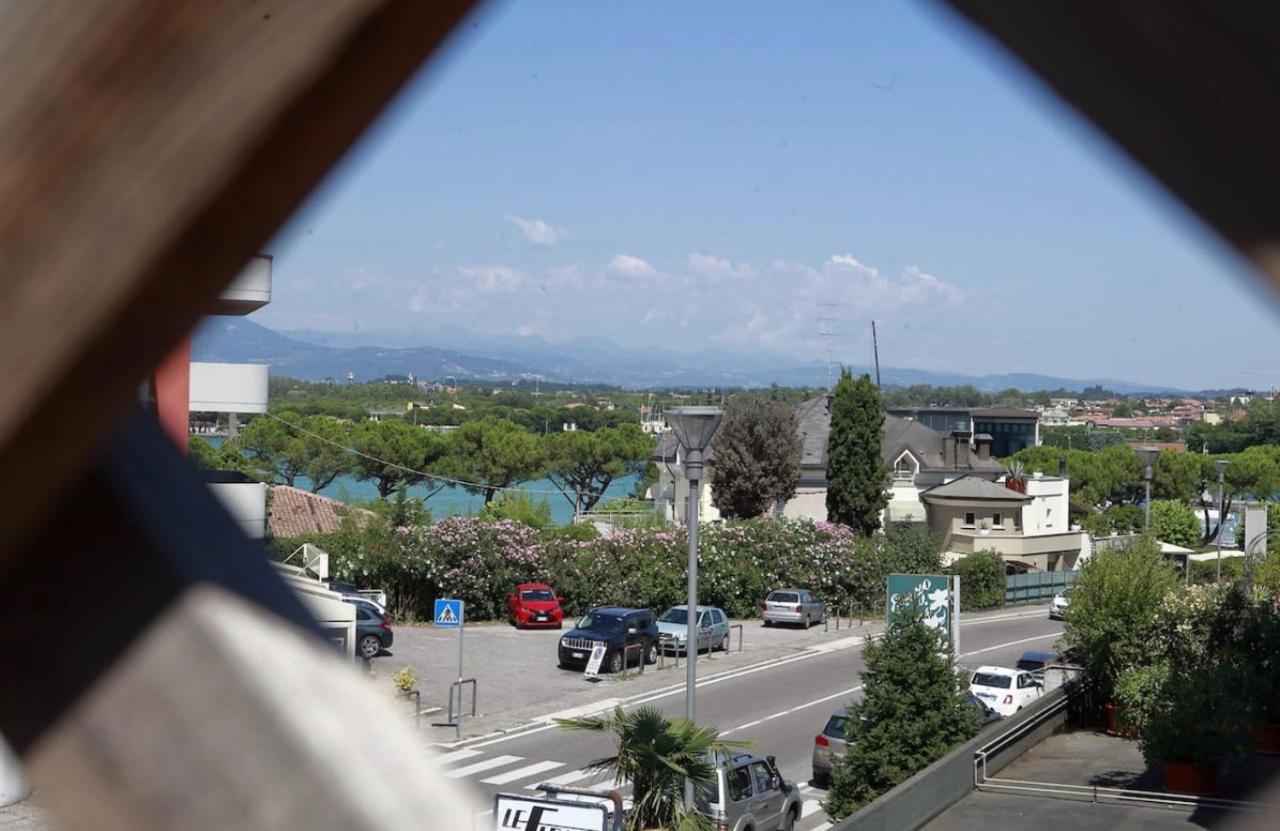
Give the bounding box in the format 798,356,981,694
295,517,939,622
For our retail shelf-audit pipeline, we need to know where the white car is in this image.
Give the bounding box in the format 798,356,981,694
969,666,1043,717
1049,587,1071,620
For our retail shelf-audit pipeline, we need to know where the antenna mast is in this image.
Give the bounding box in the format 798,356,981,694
871,320,881,388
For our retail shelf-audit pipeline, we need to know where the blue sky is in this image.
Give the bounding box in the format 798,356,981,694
257,0,1280,390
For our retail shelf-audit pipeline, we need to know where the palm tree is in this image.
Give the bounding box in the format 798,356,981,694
555,705,750,831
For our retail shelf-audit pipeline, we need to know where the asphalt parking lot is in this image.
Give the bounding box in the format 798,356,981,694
370,613,883,742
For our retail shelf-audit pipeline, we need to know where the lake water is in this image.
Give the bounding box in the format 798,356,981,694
203,436,638,523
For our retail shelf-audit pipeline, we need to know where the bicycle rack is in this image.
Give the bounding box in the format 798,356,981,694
431,677,477,739
729,623,744,652
620,643,646,675
657,634,681,670
397,689,422,729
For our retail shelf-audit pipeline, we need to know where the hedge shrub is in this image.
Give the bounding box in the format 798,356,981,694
949,551,1006,611
277,517,942,622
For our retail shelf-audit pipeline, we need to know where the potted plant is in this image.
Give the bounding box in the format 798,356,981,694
1138,662,1250,795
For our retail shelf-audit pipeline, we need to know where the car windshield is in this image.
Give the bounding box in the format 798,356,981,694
659,608,690,624
576,612,624,632
521,589,555,601
768,592,798,603
822,715,848,739
972,672,1012,689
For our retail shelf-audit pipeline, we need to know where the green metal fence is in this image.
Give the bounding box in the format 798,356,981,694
1005,570,1078,604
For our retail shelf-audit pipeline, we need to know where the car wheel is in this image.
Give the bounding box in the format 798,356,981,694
358,634,381,659
608,651,624,674
763,619,773,628
719,634,730,652
782,806,797,831
645,642,658,665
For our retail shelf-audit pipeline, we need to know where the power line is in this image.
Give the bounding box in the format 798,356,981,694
261,411,567,498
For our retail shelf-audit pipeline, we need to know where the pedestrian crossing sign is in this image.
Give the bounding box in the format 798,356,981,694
435,598,463,628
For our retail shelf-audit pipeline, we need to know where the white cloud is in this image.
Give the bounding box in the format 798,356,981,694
459,265,526,293
688,252,755,280
607,254,662,279
505,215,568,246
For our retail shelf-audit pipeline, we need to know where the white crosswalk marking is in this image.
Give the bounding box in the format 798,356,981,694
482,760,566,785
525,768,596,790
801,798,824,817
446,754,524,778
431,748,484,766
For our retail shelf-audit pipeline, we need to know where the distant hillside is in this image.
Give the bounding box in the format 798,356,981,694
195,318,1188,393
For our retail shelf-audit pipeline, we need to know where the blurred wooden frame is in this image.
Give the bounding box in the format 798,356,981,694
1,0,1279,827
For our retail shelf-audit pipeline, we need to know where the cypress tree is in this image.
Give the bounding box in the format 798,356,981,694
823,611,981,818
826,368,889,534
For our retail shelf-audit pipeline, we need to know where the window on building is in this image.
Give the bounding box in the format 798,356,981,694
894,455,914,481
1045,506,1053,528
963,511,976,528
992,512,1003,528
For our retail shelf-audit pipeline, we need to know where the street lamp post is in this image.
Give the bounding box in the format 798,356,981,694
1136,447,1160,533
667,406,723,810
1213,458,1231,583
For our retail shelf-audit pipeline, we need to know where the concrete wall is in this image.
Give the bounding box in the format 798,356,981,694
783,487,826,521
189,361,269,414
1022,475,1069,536
833,684,1075,831
653,457,722,524
926,501,1024,549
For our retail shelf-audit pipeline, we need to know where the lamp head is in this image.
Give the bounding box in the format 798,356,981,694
1212,458,1231,477
667,406,724,455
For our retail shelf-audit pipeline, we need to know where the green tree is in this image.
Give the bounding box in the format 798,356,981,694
239,411,308,486
1199,448,1280,545
187,435,255,476
442,418,547,504
950,551,1006,611
826,370,888,534
823,610,980,818
545,424,653,514
1063,537,1179,698
479,490,553,529
350,419,450,499
297,415,354,493
556,706,749,831
709,398,803,519
1149,499,1200,548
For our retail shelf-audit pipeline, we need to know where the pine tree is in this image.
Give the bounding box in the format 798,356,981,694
826,368,889,534
823,611,981,818
709,398,802,519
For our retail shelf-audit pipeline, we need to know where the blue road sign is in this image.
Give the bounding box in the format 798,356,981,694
434,598,463,628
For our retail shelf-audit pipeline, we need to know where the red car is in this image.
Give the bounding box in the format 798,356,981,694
507,583,565,629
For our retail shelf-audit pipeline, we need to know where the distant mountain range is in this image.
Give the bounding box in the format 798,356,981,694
191,318,1190,394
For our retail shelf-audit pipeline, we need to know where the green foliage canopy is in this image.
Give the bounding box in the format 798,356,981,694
709,398,803,519
826,370,888,535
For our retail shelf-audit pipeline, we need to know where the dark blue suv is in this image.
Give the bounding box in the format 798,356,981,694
558,607,661,673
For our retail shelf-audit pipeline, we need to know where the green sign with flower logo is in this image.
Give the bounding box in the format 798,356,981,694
887,573,953,647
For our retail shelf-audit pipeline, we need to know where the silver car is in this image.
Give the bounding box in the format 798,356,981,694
810,712,848,786
657,604,731,654
702,751,801,831
761,588,825,628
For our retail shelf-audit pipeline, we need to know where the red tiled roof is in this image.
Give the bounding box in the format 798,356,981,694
268,485,374,538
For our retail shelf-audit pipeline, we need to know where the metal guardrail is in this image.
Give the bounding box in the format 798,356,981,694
823,600,884,632
973,682,1268,814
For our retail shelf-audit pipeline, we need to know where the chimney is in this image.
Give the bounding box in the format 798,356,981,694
952,430,971,467
943,435,956,467
1058,456,1069,478
975,434,992,461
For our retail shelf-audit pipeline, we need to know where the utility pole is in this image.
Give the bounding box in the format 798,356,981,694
871,320,881,388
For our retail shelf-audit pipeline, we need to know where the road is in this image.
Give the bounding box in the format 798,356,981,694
428,606,1064,830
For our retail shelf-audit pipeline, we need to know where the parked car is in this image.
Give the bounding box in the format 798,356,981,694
657,604,731,654
344,597,393,659
328,579,387,613
761,589,825,628
703,751,801,831
1015,650,1060,679
507,582,565,629
969,665,1043,717
557,607,661,673
1049,587,1072,620
811,712,848,787
964,693,1004,725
